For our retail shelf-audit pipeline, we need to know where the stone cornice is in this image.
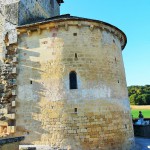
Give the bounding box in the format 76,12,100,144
17,18,127,50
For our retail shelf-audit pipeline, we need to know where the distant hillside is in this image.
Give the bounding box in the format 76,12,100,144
128,85,150,105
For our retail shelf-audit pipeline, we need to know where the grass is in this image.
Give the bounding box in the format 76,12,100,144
131,105,150,118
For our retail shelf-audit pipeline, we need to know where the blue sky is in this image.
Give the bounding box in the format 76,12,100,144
61,0,150,86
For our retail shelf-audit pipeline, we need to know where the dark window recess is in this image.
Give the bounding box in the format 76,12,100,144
69,71,78,89
75,53,78,59
118,80,120,83
115,57,117,62
73,33,77,36
8,120,16,126
30,80,32,84
74,108,77,113
113,39,115,43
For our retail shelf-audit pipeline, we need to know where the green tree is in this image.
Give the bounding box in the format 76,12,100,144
129,94,137,105
128,85,150,105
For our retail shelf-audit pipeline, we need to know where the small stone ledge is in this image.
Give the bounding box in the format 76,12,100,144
0,136,25,146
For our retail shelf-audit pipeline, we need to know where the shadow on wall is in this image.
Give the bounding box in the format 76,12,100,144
18,0,50,25
16,28,66,144
16,45,50,144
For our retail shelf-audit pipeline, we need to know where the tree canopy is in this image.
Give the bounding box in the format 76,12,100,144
128,85,150,105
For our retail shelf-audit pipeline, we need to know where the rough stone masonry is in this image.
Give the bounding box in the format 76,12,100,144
0,0,135,150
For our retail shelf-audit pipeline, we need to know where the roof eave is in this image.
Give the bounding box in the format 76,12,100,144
57,0,64,5
17,16,127,50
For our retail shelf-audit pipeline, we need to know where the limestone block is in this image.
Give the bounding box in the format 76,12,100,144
0,121,8,126
12,67,17,74
7,126,16,133
0,108,8,114
80,129,87,133
6,113,15,119
13,56,17,63
12,101,16,107
12,90,16,95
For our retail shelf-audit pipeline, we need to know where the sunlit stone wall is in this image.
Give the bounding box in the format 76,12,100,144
16,19,135,150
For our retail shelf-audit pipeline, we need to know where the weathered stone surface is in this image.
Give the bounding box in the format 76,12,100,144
14,19,135,150
0,1,135,149
0,0,61,137
0,0,60,62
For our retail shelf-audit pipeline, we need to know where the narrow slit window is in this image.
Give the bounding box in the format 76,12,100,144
74,108,77,113
69,71,78,89
75,53,78,60
30,80,32,84
73,33,77,36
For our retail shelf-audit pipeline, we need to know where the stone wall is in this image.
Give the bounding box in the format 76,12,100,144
18,0,60,25
1,142,19,150
0,0,60,25
0,0,60,60
0,0,60,137
15,19,135,150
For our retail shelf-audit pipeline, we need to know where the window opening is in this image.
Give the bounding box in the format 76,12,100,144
8,120,16,126
69,71,78,89
73,33,77,36
30,80,32,84
75,53,78,60
74,108,77,113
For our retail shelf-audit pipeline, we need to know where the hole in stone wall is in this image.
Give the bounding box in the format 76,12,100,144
118,80,119,83
115,57,117,63
74,108,77,113
75,53,78,60
73,33,77,36
8,120,16,126
125,124,127,129
52,33,57,37
113,39,115,43
69,71,78,89
30,80,32,84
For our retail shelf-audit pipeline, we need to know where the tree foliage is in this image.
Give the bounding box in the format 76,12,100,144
128,85,150,105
